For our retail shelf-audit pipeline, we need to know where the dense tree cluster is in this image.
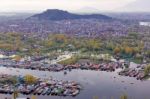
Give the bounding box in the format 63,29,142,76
0,32,149,64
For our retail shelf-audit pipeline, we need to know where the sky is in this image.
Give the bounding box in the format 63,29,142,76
0,0,141,12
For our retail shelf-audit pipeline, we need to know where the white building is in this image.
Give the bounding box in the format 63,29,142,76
139,22,150,26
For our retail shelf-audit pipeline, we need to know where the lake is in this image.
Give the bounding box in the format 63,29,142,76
0,67,150,99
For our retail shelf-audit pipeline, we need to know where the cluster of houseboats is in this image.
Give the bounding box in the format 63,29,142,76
118,68,146,80
1,58,124,72
65,62,123,71
0,74,81,96
0,55,149,80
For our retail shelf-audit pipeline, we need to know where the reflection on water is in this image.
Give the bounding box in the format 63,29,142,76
0,67,150,99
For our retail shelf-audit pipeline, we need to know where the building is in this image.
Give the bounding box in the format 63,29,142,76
140,22,150,27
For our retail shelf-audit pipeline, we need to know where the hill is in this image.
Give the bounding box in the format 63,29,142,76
29,9,112,21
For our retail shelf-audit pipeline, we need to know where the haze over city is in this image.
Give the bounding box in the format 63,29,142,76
0,0,149,13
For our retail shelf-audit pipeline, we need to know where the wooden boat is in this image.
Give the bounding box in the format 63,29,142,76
72,89,79,96
46,88,52,95
37,88,44,95
42,87,49,95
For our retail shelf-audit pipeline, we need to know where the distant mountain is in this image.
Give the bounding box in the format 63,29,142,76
117,0,150,12
0,13,34,22
29,9,112,21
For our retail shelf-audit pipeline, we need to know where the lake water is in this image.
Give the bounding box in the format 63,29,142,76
0,67,150,99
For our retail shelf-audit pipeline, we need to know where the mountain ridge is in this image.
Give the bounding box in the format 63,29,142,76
28,9,112,21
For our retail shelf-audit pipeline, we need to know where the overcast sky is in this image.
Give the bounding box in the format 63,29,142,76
0,0,141,12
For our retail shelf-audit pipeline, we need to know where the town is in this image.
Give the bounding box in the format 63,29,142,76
0,1,150,98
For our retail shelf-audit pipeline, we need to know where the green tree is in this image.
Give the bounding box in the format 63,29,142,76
24,75,37,84
124,46,133,55
120,94,128,99
87,39,101,51
144,64,150,76
114,47,121,54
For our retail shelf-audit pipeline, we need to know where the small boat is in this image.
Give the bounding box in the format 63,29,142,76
137,73,145,80
63,89,71,96
33,87,41,95
46,88,52,95
64,71,67,75
37,88,44,95
72,89,79,96
42,87,49,95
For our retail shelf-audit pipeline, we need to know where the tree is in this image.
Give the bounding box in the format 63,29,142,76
114,47,121,54
145,50,150,58
7,76,18,84
144,64,150,76
128,32,138,39
133,47,140,54
53,34,68,43
106,42,114,50
87,39,101,51
120,94,128,99
24,75,37,84
137,40,144,52
0,44,13,51
124,46,133,55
